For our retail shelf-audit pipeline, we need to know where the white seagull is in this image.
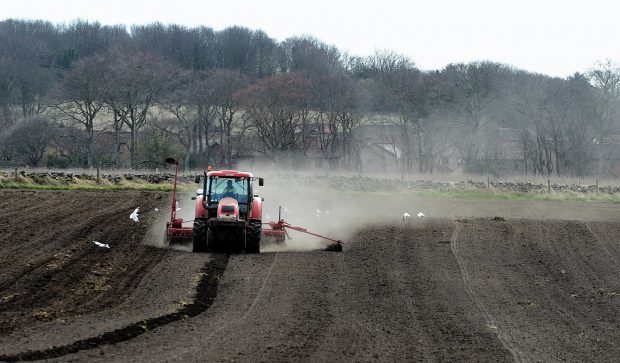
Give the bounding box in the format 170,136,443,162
129,207,140,222
417,212,426,218
93,241,110,250
403,212,411,221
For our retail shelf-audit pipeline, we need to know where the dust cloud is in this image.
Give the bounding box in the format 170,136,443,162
255,173,417,252
145,167,611,254
143,192,196,252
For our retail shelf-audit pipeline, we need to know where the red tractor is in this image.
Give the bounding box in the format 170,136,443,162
191,169,264,253
165,158,343,253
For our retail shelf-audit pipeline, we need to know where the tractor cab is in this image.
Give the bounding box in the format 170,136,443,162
197,170,262,222
207,176,249,220
208,177,248,203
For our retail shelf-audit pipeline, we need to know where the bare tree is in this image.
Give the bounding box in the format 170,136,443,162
352,50,416,112
5,117,56,166
14,64,54,117
103,49,175,168
136,124,183,168
278,36,343,77
250,30,278,78
516,76,557,176
0,20,56,118
512,70,596,177
440,62,509,171
564,73,596,176
210,69,249,167
311,74,362,169
0,58,16,129
161,72,201,170
49,55,108,166
160,69,221,169
362,52,440,174
51,127,92,167
588,60,620,176
393,70,438,174
236,73,311,163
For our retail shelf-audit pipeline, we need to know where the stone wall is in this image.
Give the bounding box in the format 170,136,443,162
0,171,193,184
1,170,617,194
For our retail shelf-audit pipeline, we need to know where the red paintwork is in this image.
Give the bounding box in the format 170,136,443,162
168,226,192,238
217,197,240,220
167,160,193,242
207,170,254,178
262,219,344,245
262,226,287,243
250,197,262,220
170,162,180,226
194,195,206,218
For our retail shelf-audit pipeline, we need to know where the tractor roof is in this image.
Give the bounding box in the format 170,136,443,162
207,170,254,178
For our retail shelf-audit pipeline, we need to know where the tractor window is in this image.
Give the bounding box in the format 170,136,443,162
208,177,249,203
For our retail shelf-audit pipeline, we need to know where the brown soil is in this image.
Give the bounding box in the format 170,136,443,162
1,190,620,361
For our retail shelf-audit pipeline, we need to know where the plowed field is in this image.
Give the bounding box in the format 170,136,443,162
1,189,620,362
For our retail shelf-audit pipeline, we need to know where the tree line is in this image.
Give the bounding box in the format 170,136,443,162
0,19,619,177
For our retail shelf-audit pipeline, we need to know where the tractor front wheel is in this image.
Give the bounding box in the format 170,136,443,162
245,220,261,253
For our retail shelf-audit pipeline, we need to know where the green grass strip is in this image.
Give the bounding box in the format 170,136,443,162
337,188,620,203
416,189,620,203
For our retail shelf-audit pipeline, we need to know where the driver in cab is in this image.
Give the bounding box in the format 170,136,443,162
222,180,237,198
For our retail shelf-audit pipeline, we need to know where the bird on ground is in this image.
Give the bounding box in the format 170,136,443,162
93,241,110,250
129,207,139,222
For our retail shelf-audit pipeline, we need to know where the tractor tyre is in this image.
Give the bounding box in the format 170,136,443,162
206,227,215,252
192,219,208,252
245,220,261,254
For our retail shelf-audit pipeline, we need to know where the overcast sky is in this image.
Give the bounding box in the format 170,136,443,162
3,0,619,77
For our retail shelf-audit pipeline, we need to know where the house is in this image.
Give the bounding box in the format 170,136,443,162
479,127,527,174
353,124,407,174
591,135,620,177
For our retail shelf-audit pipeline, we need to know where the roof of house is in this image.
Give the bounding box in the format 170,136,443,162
376,143,402,159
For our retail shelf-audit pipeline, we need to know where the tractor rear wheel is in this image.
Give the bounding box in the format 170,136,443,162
245,220,261,253
192,219,208,252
